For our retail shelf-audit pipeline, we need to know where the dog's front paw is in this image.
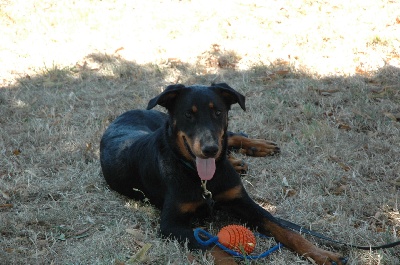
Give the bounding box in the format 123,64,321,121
306,248,347,265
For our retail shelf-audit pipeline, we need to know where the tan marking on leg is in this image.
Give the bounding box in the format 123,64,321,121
215,185,242,202
208,247,237,265
262,219,344,265
228,135,280,157
179,201,204,214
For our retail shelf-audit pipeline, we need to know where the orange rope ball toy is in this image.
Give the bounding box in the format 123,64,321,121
217,225,256,254
194,225,282,259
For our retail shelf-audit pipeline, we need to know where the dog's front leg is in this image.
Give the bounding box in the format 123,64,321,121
159,200,204,249
160,198,238,265
216,185,347,265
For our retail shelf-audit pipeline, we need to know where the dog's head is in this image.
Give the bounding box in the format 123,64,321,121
147,83,245,180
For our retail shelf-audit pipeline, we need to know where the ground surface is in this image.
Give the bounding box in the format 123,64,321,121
1,0,400,264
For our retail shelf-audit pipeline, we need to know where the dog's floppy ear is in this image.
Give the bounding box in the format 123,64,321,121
147,84,186,110
211,83,246,111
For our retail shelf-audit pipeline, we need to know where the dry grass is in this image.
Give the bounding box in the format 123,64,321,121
1,0,400,264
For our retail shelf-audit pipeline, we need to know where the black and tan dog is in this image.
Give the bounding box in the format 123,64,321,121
100,83,346,264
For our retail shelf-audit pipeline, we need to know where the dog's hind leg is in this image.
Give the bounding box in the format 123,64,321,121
227,132,280,157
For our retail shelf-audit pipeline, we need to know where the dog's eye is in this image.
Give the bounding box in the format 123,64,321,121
215,110,222,116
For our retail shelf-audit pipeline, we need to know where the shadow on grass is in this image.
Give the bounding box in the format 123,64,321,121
1,52,400,264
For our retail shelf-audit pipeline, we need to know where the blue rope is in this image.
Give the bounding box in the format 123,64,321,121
194,228,283,260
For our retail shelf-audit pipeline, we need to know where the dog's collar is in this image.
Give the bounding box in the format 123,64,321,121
179,158,196,171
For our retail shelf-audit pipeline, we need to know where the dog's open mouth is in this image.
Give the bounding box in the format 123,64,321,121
183,136,216,181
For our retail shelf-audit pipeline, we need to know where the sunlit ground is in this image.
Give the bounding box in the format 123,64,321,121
1,0,400,86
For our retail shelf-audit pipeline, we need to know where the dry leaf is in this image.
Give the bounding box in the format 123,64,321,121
307,256,318,265
12,149,21,156
367,79,380,84
85,142,92,152
338,162,351,171
311,87,340,96
374,211,383,219
338,123,351,131
274,70,289,75
114,47,124,53
369,86,398,99
74,227,91,237
1,189,11,200
328,156,340,163
383,112,400,122
5,248,14,253
355,66,371,76
320,91,332,96
332,185,348,195
283,187,297,198
167,58,181,64
127,243,152,264
0,204,13,208
328,156,351,171
126,228,143,237
257,69,290,81
324,89,339,95
274,60,290,66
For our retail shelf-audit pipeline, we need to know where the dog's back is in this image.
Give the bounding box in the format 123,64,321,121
100,109,167,202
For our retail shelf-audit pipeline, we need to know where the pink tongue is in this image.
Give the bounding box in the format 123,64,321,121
196,157,216,180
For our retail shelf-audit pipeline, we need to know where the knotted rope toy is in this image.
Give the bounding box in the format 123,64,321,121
194,225,283,260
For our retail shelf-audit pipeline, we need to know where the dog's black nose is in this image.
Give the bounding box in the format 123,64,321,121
202,144,218,157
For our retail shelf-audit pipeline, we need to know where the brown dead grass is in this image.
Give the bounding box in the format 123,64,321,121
1,0,400,264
